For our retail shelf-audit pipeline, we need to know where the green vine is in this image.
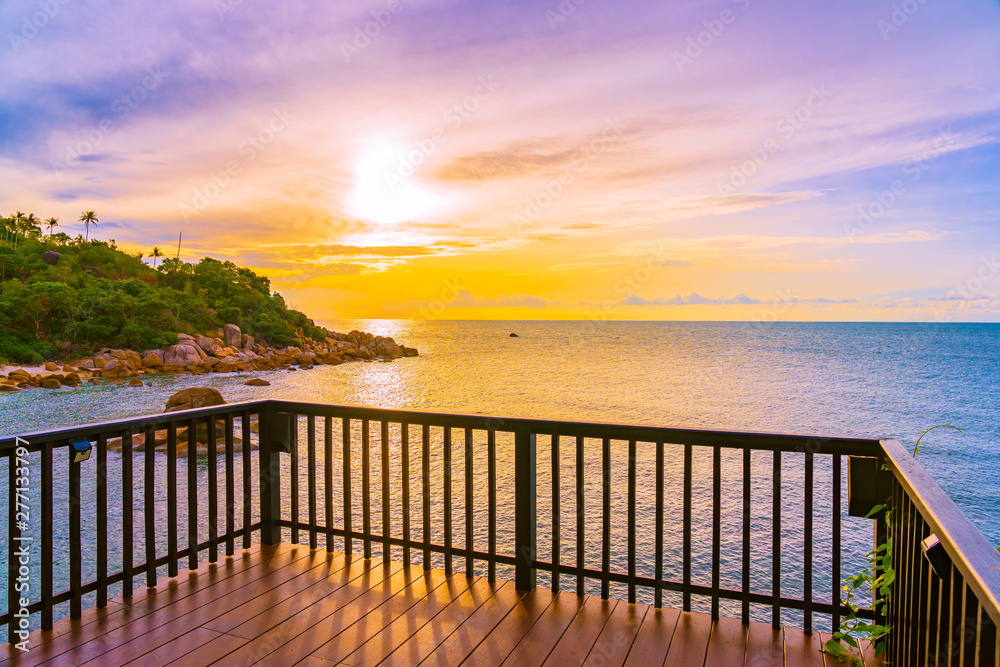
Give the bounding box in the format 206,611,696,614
824,425,963,664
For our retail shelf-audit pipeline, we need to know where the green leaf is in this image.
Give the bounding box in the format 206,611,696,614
825,639,847,656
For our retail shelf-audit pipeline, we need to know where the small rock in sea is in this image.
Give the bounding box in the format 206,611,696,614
40,378,61,389
245,378,270,386
509,333,519,337
128,378,144,387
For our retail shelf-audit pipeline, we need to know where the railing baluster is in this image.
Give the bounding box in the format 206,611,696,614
576,435,584,598
465,427,474,576
225,414,235,557
290,414,299,545
711,444,721,620
381,420,390,559
628,439,636,604
742,445,751,624
362,419,370,559
167,424,178,577
7,449,21,640
552,434,561,592
655,440,664,609
325,416,334,553
601,436,610,600
187,418,198,569
832,453,841,632
402,423,410,564
208,417,218,562
444,426,453,575
144,427,156,588
43,442,54,628
123,428,134,598
683,442,692,611
242,411,252,549
772,449,781,628
488,429,496,582
342,417,352,556
804,450,813,633
308,415,318,551
422,423,431,569
71,438,84,617
514,429,537,591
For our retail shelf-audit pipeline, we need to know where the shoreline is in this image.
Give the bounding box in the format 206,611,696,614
0,325,417,391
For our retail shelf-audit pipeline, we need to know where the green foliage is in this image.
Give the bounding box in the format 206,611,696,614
0,212,322,362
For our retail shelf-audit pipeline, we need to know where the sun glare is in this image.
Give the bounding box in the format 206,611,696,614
349,140,444,225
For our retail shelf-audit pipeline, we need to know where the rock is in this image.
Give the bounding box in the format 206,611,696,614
61,373,80,387
82,264,107,279
224,324,242,348
128,378,144,387
163,342,203,366
76,358,96,369
509,333,519,337
245,378,270,386
0,384,18,392
44,362,58,371
164,387,226,413
241,334,255,350
42,250,61,265
100,359,131,378
217,347,235,358
62,365,75,372
110,349,128,361
196,336,215,354
402,347,419,357
142,352,163,367
125,350,143,368
40,378,61,389
93,356,107,368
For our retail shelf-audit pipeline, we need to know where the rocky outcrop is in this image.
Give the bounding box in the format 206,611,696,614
224,323,242,348
164,387,226,413
163,341,203,366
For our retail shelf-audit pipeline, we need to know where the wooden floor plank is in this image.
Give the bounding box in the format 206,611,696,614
308,569,458,664
500,591,586,667
704,616,747,667
783,628,829,667
380,577,502,666
745,620,783,667
583,600,647,667
417,581,528,666
622,607,681,667
662,611,714,667
459,587,559,667
543,596,618,667
818,632,864,666
224,559,411,666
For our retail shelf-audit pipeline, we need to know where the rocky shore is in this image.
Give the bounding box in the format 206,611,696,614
0,324,418,391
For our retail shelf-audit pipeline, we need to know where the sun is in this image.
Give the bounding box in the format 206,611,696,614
349,140,445,225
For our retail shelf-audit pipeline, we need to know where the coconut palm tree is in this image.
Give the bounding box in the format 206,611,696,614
45,217,59,236
150,246,164,268
79,211,98,241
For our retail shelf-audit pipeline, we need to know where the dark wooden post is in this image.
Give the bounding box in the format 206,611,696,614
514,428,537,591
258,405,284,545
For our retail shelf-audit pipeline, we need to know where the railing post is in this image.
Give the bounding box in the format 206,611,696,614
258,405,283,545
514,428,537,591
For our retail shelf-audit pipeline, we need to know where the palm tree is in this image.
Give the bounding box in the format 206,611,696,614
79,211,98,241
12,211,25,232
45,217,59,236
150,246,164,268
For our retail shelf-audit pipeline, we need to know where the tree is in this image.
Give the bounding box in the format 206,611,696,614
45,217,59,236
79,211,98,241
150,246,163,268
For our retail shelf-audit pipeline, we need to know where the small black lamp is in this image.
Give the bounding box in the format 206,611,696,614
71,440,92,463
921,533,951,582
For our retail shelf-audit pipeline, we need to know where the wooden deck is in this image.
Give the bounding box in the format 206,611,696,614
0,543,878,666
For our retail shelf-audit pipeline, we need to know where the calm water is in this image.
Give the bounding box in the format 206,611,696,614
1,320,998,632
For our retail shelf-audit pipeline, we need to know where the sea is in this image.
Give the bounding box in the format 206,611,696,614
1,320,998,631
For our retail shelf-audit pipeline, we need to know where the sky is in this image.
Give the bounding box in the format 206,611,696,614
1,0,999,322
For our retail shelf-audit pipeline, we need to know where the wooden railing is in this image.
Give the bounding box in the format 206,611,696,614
1,399,998,664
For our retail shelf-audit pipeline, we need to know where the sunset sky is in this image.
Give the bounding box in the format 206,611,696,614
1,0,999,321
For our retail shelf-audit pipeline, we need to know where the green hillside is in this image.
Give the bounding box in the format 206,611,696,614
0,213,326,364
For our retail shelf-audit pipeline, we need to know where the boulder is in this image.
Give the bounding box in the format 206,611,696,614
245,378,270,386
164,387,226,413
44,362,58,371
93,356,108,368
61,373,80,387
224,324,242,348
40,378,61,389
402,347,419,357
42,250,61,265
62,365,75,372
76,358,96,370
0,384,18,392
217,347,235,358
142,352,163,368
241,334,255,350
128,378,144,387
196,336,215,354
110,349,128,361
163,342,203,366
125,350,143,368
